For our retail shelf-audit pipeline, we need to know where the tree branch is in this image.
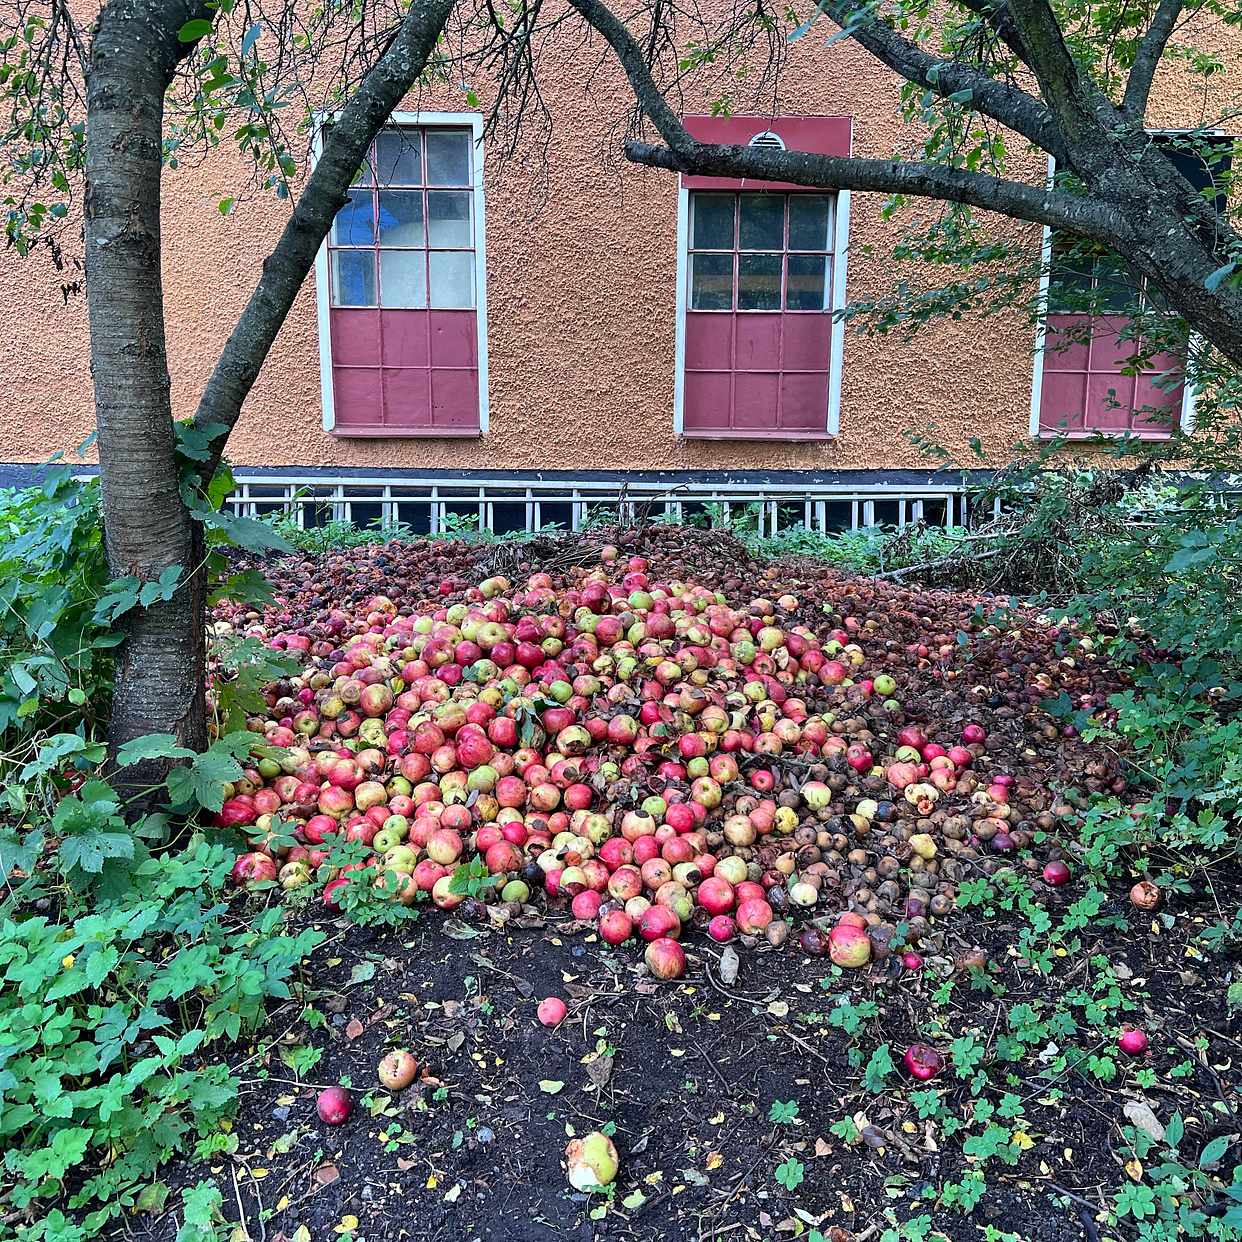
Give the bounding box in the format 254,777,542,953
1003,0,1110,150
625,139,1128,241
1122,0,1184,120
950,0,1033,66
190,0,455,484
565,0,1065,163
816,0,1067,160
561,0,1117,241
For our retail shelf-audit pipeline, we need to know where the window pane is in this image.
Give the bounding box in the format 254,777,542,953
1048,254,1094,312
332,250,376,306
426,131,471,185
786,255,828,310
375,130,421,186
789,195,832,250
739,195,783,250
428,191,472,247
332,191,374,246
737,253,781,310
690,253,733,309
1095,256,1139,313
429,251,474,308
380,250,427,308
692,194,734,249
377,191,425,246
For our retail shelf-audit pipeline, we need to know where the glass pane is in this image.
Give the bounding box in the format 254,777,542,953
691,194,734,249
789,195,832,250
690,253,733,310
1095,255,1139,313
737,253,781,310
332,250,376,306
375,130,421,186
332,191,374,246
380,250,427,308
786,254,828,310
377,191,425,247
429,251,474,308
739,195,783,250
428,191,472,247
1048,255,1094,312
426,130,471,185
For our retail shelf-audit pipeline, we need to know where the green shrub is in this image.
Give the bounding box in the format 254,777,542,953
0,839,323,1242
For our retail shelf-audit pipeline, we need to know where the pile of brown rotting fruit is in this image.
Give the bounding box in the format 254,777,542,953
212,525,1130,978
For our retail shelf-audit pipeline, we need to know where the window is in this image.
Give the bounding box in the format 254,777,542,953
1033,134,1232,439
317,117,488,436
689,193,834,312
1038,239,1186,436
674,115,852,440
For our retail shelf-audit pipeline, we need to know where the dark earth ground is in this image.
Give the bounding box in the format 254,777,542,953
127,869,1241,1242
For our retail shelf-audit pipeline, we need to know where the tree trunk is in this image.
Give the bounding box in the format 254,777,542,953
85,0,210,795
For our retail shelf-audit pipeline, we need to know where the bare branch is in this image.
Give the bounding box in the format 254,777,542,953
625,139,1128,241
950,0,1033,66
815,0,1067,160
1122,0,1184,120
190,0,455,482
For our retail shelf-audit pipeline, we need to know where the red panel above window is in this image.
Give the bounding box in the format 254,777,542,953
1038,313,1184,438
681,116,852,191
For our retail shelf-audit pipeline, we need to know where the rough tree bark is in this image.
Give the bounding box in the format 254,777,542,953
85,0,213,797
84,0,454,785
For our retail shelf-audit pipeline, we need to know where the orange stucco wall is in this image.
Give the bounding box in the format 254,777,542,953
0,17,1236,474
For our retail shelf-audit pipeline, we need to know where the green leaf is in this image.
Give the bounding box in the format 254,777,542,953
165,739,246,812
176,1182,224,1242
863,1042,895,1092
117,733,197,767
538,1079,564,1094
177,18,213,41
1199,1134,1230,1167
0,825,43,881
59,830,135,875
138,565,182,608
768,1099,799,1124
196,507,292,553
774,1156,805,1191
1204,260,1237,291
94,576,141,623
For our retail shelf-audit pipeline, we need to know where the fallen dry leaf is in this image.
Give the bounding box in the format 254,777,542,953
344,1019,364,1041
1123,1099,1165,1144
313,1164,340,1188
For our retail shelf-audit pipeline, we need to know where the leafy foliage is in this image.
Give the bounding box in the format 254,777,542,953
0,840,324,1241
0,467,114,752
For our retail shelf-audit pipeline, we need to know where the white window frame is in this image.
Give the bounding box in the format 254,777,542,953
673,180,851,440
1030,149,1201,440
314,111,490,436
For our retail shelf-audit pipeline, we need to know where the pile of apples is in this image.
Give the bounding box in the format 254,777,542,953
215,536,1115,980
